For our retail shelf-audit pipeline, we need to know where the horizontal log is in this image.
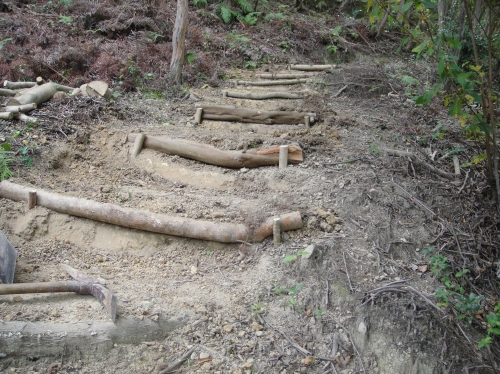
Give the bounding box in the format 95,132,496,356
257,73,313,79
0,181,303,243
223,90,304,100
6,83,57,106
13,113,38,123
0,88,16,97
3,81,36,89
0,112,13,120
236,79,307,86
290,64,337,71
52,83,76,93
127,134,303,168
196,104,316,125
4,103,37,113
0,316,187,356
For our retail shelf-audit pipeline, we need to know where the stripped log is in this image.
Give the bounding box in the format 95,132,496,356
0,112,13,120
0,181,303,243
196,104,316,125
6,83,57,106
222,91,304,100
0,88,16,97
52,83,76,93
236,79,307,86
13,113,38,123
3,81,36,89
126,134,303,168
36,77,45,85
258,73,313,79
290,64,336,71
4,103,37,113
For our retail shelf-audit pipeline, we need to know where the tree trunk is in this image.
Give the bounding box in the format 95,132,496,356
376,7,390,38
170,0,188,86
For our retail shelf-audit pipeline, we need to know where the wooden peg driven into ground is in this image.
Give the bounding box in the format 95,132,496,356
195,104,316,125
222,91,304,100
126,134,303,168
236,79,307,86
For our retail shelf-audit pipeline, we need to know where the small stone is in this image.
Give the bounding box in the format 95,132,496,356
211,212,224,218
255,331,263,337
191,352,199,361
358,322,367,335
240,168,249,173
199,351,210,359
223,324,233,333
12,296,22,302
51,309,60,317
150,315,159,322
190,266,198,275
251,321,263,331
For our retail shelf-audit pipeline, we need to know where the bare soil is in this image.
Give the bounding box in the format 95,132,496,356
1,2,499,374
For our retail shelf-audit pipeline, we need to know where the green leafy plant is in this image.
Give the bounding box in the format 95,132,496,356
288,284,302,311
432,122,449,140
264,13,284,21
282,250,309,263
244,61,256,69
251,303,265,314
314,309,324,319
0,38,12,50
145,32,164,42
368,143,380,155
0,151,14,180
186,52,196,65
478,302,500,348
194,0,208,6
58,15,73,23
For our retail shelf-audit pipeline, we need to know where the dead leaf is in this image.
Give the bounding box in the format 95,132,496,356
418,265,428,273
301,355,314,366
344,355,352,365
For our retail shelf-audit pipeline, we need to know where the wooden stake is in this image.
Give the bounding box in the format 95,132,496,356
273,218,281,247
36,77,45,85
304,116,310,129
3,81,36,89
131,133,145,158
28,191,37,209
0,112,13,120
453,156,461,176
195,108,203,124
236,79,307,86
222,90,228,98
279,145,289,169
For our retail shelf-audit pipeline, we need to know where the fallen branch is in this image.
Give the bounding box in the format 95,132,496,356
333,85,348,98
126,134,303,168
223,90,304,100
159,346,196,374
383,148,455,180
290,64,336,71
0,112,13,120
52,83,76,93
0,88,16,97
3,80,36,89
196,104,316,125
258,73,313,79
13,113,38,123
4,103,37,113
0,181,303,243
6,83,57,106
236,79,307,86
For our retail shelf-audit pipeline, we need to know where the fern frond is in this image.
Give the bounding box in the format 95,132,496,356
220,4,233,23
235,0,253,14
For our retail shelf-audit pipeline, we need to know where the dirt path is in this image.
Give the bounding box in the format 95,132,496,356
0,63,488,374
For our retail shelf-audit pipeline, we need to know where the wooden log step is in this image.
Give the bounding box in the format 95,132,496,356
127,134,303,168
257,73,314,79
236,79,307,86
222,90,304,100
196,104,316,125
290,64,337,71
0,181,303,243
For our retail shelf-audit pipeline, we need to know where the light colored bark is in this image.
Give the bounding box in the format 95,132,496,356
236,79,307,86
222,90,304,99
290,64,336,71
258,73,313,79
6,83,56,106
170,0,188,85
0,181,303,243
